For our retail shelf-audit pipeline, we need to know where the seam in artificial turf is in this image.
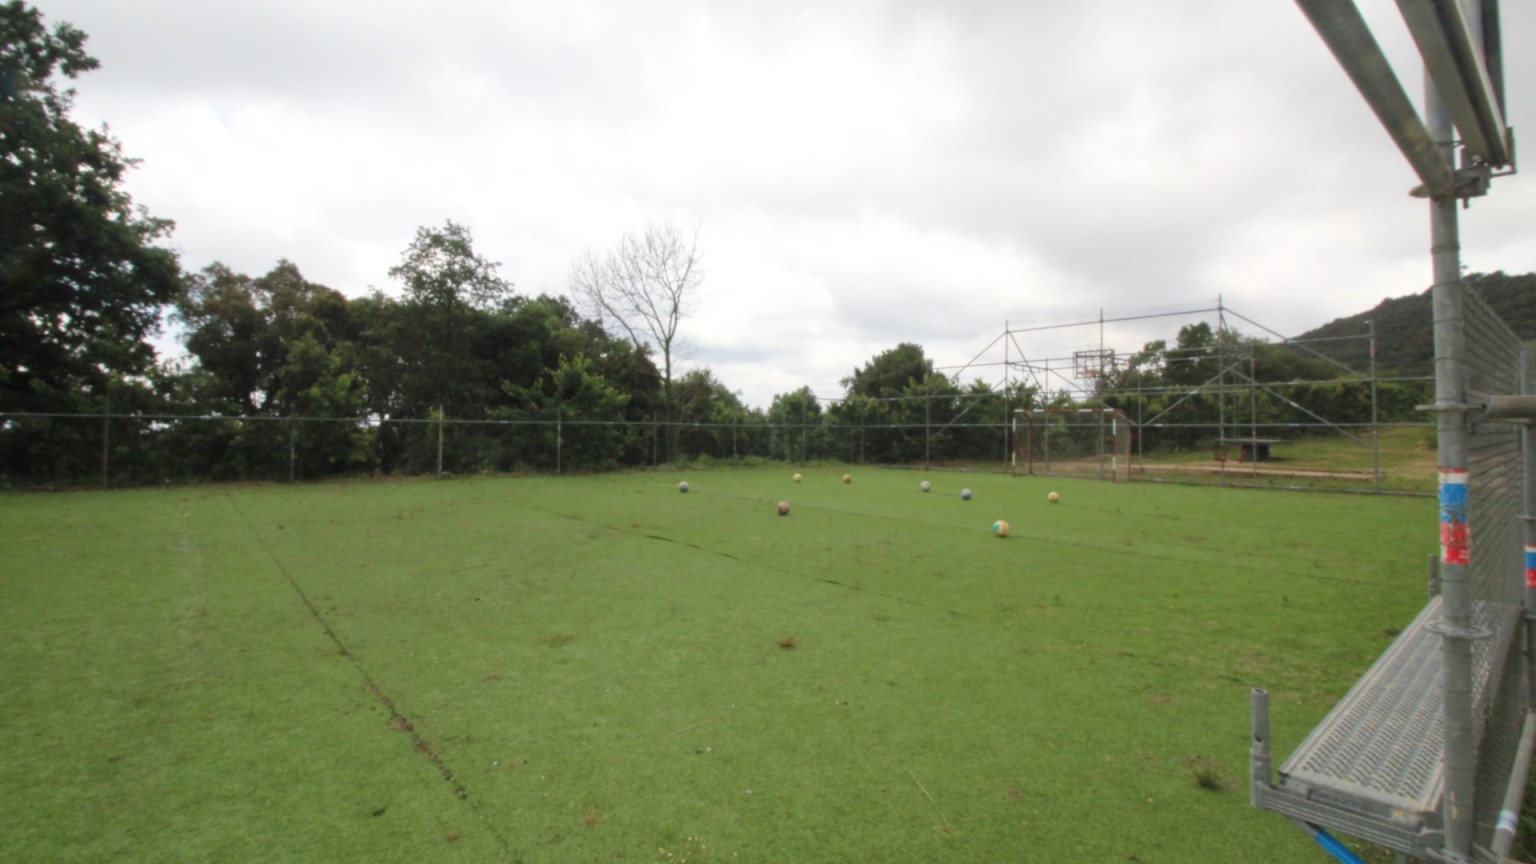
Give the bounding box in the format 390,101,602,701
221,490,515,852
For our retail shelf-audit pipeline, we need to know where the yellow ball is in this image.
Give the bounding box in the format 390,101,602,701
842,473,852,484
1048,491,1060,503
793,473,803,482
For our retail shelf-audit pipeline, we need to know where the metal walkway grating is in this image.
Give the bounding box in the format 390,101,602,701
1279,597,1445,818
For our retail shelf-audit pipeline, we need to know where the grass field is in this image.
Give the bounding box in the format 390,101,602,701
1126,426,1437,494
1,466,1436,862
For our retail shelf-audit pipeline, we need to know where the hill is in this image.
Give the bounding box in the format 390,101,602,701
1295,271,1536,378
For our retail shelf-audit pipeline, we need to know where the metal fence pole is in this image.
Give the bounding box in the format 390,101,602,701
436,406,445,479
924,385,931,470
1370,318,1382,493
1427,77,1477,862
101,396,110,490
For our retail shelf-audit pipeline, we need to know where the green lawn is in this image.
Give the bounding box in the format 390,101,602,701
1,467,1435,862
1129,426,1436,494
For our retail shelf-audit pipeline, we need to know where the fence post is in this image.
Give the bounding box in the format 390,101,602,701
1370,318,1381,493
858,400,865,465
101,395,110,490
1043,413,1050,472
288,415,297,483
437,406,445,479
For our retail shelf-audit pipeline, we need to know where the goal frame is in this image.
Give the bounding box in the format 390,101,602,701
1011,407,1133,483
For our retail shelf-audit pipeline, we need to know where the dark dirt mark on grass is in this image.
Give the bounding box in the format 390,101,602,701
222,490,513,852
818,577,975,619
644,533,742,561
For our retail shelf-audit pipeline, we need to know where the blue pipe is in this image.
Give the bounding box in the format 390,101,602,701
1290,819,1368,864
1312,829,1367,864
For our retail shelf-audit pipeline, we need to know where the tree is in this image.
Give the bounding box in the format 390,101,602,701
388,221,512,415
172,260,367,479
673,368,746,460
766,386,823,463
842,343,932,398
500,353,631,472
175,260,352,414
570,222,703,457
0,2,180,412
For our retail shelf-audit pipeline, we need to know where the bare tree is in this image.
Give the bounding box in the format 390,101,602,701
570,223,704,454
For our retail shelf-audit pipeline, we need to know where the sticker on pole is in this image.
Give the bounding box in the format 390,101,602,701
1526,545,1536,589
1438,468,1469,566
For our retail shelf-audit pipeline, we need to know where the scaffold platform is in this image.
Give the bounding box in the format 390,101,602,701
1253,597,1446,856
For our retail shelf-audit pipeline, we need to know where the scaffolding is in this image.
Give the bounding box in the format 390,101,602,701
930,300,1429,493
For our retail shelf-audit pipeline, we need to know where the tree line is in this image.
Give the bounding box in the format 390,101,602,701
0,3,1045,486
0,2,1438,487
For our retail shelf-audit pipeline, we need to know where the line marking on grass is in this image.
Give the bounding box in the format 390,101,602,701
664,716,722,738
220,490,514,852
908,769,951,833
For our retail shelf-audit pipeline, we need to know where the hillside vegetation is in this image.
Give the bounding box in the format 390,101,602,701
1297,272,1536,378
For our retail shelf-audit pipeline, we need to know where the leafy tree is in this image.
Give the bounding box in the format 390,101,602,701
1164,322,1223,387
766,386,823,462
389,221,511,415
673,367,746,460
176,260,352,415
842,342,932,398
500,353,631,471
0,2,180,413
171,260,369,479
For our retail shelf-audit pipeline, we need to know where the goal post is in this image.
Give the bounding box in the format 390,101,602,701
1012,407,1133,483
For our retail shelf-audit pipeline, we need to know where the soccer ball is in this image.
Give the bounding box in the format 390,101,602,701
793,473,803,483
920,480,931,492
678,481,689,493
991,520,1010,538
1048,491,1060,503
842,473,852,484
961,488,972,500
777,500,790,515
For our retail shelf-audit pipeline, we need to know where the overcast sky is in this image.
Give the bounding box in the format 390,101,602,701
39,0,1536,409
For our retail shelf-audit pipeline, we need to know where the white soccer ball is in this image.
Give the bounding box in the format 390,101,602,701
678,481,690,493
961,488,972,500
920,480,931,493
1048,491,1060,503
